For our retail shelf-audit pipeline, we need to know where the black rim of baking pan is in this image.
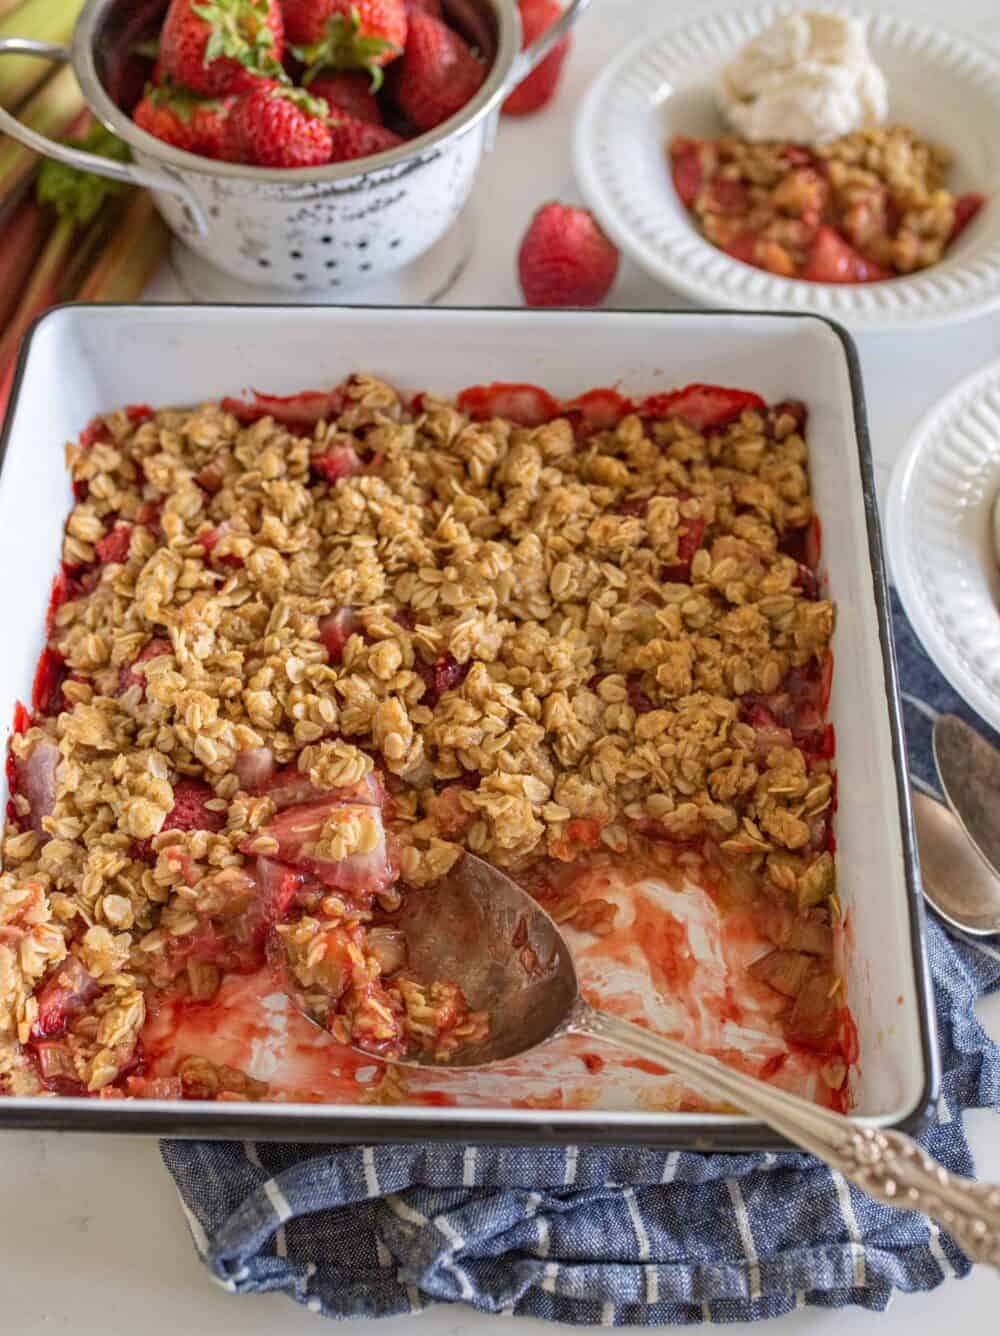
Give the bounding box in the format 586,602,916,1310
0,304,940,1148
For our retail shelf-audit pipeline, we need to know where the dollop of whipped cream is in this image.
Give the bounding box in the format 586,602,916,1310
719,11,888,145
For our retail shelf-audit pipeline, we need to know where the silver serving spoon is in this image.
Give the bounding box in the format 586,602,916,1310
285,853,1000,1268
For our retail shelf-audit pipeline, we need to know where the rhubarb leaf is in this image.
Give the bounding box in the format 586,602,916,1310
37,125,131,226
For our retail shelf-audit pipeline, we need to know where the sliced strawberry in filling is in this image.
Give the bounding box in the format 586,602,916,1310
254,764,386,811
311,443,365,484
744,703,794,762
163,778,226,834
705,177,749,215
14,736,61,833
723,231,760,266
318,607,360,664
221,386,347,426
32,956,100,1039
94,523,134,565
414,651,470,706
117,636,173,697
949,192,985,244
242,798,395,900
640,383,766,430
802,225,890,283
669,137,704,208
457,382,561,427
31,647,67,717
562,388,634,440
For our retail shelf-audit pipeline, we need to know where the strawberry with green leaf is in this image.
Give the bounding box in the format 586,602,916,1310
227,81,333,167
287,0,407,90
134,80,236,159
160,0,286,98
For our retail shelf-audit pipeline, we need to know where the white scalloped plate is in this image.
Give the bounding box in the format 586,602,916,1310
887,359,1000,729
573,4,1000,331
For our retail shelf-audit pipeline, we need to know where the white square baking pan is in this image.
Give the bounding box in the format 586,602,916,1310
0,304,937,1146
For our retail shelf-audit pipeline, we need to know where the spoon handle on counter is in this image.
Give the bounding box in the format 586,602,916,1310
571,1002,1000,1269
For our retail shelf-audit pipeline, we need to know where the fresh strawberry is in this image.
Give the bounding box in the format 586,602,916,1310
327,112,402,162
227,81,333,167
310,441,366,479
949,191,985,244
669,137,704,208
640,384,765,430
163,777,227,833
517,202,619,307
457,382,560,425
404,0,440,12
159,0,286,98
309,69,381,123
288,0,407,88
395,10,485,131
502,0,569,116
134,82,236,158
802,225,889,283
94,522,134,564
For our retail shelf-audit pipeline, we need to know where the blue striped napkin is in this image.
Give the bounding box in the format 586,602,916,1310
162,592,1000,1324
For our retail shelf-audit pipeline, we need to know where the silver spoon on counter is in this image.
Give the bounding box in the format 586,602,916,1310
917,713,1000,936
285,852,1000,1268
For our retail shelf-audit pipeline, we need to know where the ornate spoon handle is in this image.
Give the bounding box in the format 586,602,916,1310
571,1003,1000,1268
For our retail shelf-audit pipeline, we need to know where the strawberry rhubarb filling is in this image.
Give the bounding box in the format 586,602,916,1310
2,377,849,1110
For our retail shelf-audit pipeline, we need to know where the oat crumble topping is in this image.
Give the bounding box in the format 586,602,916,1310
1,377,838,1097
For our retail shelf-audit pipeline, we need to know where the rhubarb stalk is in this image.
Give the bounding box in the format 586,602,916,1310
75,191,169,301
0,64,88,207
0,194,53,326
0,0,86,109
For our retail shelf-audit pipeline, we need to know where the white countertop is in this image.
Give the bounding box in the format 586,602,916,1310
6,0,1000,1330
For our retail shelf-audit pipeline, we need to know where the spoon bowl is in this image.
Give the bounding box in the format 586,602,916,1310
379,855,578,1067
912,790,1000,936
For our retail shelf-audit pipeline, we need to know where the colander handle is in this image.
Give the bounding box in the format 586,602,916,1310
0,37,208,236
506,0,593,87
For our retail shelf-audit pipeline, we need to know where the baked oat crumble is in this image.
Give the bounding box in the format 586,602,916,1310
2,377,840,1098
670,125,985,281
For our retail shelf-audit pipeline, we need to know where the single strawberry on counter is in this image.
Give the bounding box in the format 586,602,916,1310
227,81,333,166
160,0,286,97
395,9,485,131
309,69,381,123
328,113,403,162
502,0,569,116
287,0,407,89
517,201,620,306
134,79,236,158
